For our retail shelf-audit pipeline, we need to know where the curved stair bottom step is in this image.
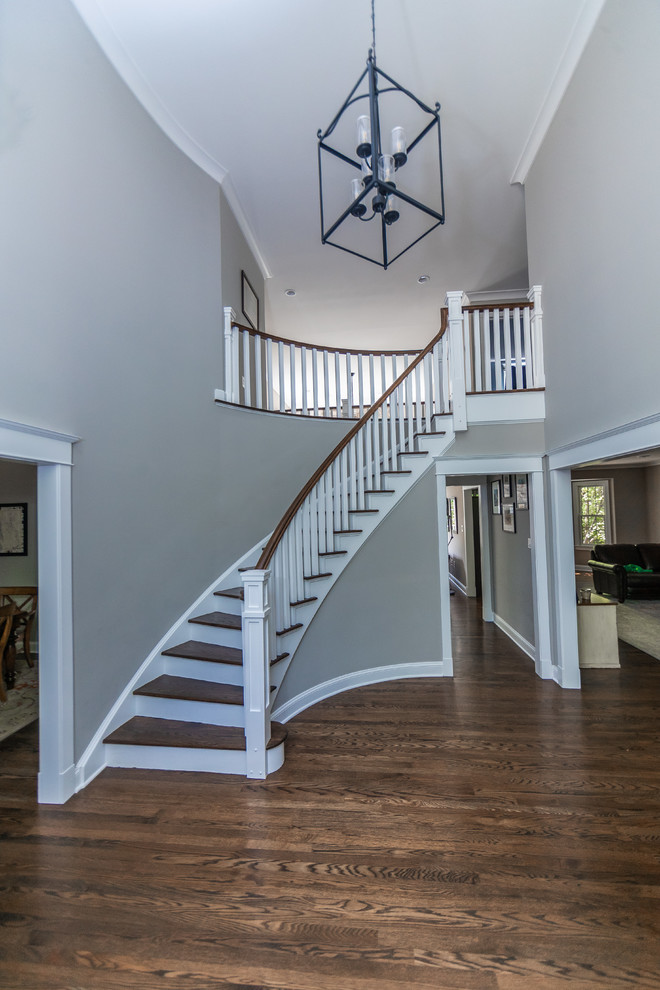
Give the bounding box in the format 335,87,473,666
103,718,287,777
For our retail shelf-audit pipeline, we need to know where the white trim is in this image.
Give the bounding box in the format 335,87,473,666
478,482,494,622
441,456,544,475
493,612,536,664
74,532,271,792
435,470,454,673
272,662,450,723
69,0,271,281
466,289,529,305
571,477,614,547
448,573,468,596
549,468,582,689
529,471,553,679
466,391,545,425
548,413,660,470
511,0,606,184
0,419,78,465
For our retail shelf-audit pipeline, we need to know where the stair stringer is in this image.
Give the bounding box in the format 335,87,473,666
268,426,456,707
75,533,271,791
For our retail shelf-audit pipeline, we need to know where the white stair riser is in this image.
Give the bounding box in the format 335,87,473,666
105,741,285,775
212,595,242,617
135,695,244,727
187,623,242,648
163,656,244,685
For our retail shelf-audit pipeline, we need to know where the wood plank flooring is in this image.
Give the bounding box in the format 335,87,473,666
2,594,660,989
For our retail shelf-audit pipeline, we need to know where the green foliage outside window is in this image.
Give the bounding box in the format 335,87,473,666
578,485,606,545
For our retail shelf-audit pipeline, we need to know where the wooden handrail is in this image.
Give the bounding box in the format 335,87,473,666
257,310,448,570
231,321,423,358
462,301,533,313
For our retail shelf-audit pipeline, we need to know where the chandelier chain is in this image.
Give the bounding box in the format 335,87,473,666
371,0,376,59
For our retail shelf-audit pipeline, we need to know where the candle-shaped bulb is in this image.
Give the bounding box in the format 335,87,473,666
391,126,408,168
356,115,371,158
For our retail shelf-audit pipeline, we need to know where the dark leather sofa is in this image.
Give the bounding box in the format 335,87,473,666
589,543,660,602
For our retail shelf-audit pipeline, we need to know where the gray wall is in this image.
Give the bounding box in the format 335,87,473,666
0,0,349,757
0,460,38,587
447,484,467,590
220,187,265,329
489,476,534,647
525,0,660,450
275,470,443,708
647,466,660,542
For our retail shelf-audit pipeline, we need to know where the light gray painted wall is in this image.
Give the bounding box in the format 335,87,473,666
489,477,534,647
0,460,38,586
220,187,264,328
525,0,660,450
0,0,350,757
275,470,443,708
647,467,660,541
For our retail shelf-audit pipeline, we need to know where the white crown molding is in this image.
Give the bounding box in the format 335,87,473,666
511,0,606,185
70,0,271,280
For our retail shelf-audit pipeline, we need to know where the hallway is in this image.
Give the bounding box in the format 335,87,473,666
1,595,659,988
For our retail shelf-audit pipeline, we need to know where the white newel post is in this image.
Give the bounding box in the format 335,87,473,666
446,291,468,431
241,568,272,778
527,286,545,388
223,306,238,404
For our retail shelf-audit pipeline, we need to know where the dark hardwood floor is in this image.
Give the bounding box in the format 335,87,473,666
2,594,660,989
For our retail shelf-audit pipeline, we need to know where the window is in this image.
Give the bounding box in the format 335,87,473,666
572,480,614,547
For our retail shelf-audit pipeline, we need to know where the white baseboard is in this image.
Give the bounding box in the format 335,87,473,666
38,763,76,805
272,661,449,723
493,612,536,663
449,573,468,596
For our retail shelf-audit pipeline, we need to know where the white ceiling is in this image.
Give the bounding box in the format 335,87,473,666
72,0,602,349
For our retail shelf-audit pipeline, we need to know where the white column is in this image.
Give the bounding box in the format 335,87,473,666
223,306,237,403
446,290,468,431
37,463,75,804
529,470,552,679
240,569,272,778
435,468,454,673
528,285,545,388
549,468,581,689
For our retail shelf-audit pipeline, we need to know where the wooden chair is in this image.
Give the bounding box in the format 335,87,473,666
0,605,17,702
0,588,38,680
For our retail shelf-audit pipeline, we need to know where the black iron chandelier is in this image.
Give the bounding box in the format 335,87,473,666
317,0,445,270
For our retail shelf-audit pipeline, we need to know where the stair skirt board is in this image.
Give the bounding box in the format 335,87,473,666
272,661,451,724
104,740,286,776
74,532,271,794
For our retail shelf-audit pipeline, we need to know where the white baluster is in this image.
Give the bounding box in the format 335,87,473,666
223,307,236,403
364,412,373,492
424,352,433,434
266,337,273,410
512,307,523,390
463,312,473,393
472,312,483,393
340,446,349,530
346,353,353,418
502,308,512,391
241,568,271,779
254,333,263,409
357,354,365,418
522,305,532,389
372,412,381,491
232,324,240,405
323,350,330,416
312,347,319,417
405,361,414,451
356,433,365,510
301,346,308,416
289,343,297,414
335,351,341,418
482,310,492,391
492,308,502,391
414,362,422,436
242,330,252,406
332,458,341,541
278,341,285,412
369,353,375,408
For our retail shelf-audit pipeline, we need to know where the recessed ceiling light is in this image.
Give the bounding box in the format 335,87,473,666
285,289,296,297
417,275,430,284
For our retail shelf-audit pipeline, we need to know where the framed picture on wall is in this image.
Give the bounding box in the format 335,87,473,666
0,503,27,556
502,474,512,498
241,270,260,331
502,502,516,533
516,474,529,510
491,479,501,515
446,498,452,533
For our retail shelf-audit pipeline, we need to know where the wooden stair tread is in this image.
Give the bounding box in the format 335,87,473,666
290,596,317,607
381,469,412,475
214,587,243,600
162,640,243,665
365,489,394,494
334,529,362,535
135,675,244,706
190,611,241,630
104,717,287,751
414,430,446,437
349,508,379,514
401,449,429,456
277,622,303,636
304,572,332,580
318,550,348,557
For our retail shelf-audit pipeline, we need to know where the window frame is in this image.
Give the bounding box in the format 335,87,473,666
571,478,615,549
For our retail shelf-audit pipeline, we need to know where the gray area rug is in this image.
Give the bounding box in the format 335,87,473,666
616,600,660,660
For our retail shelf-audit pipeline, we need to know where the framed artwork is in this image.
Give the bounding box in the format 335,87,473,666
491,479,501,515
449,497,458,535
516,474,529,510
241,270,260,331
0,503,28,556
502,474,512,499
502,502,516,533
446,498,451,533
